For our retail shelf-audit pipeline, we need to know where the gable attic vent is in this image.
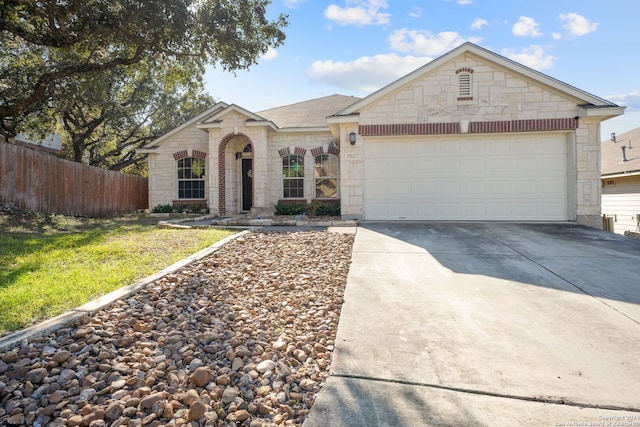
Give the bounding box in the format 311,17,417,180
459,73,471,96
455,68,474,100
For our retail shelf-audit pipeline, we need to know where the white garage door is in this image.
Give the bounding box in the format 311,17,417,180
364,133,569,221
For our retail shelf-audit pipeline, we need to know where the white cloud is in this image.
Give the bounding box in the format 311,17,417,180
503,45,556,70
471,18,488,30
388,28,480,56
559,13,599,36
261,48,278,61
283,0,307,8
512,16,542,37
409,7,422,18
307,53,431,92
324,0,391,27
607,90,640,108
552,32,563,40
457,0,473,4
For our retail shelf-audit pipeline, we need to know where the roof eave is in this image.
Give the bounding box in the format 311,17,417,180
578,105,626,121
274,126,330,133
602,170,640,178
139,102,229,149
136,147,158,154
245,120,279,132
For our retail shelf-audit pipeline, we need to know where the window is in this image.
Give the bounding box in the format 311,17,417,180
458,72,472,98
315,154,338,198
283,155,304,198
178,157,205,199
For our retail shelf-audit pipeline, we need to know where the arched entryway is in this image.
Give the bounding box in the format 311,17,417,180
218,133,254,215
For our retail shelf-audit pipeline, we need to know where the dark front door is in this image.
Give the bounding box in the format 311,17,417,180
242,158,253,211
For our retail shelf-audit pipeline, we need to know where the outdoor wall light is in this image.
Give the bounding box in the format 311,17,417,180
349,132,357,145
235,152,242,159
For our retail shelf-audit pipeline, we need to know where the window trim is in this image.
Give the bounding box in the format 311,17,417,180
177,157,206,200
282,154,305,199
314,153,339,199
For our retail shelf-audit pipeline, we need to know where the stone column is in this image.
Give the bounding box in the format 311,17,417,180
575,118,602,229
339,124,364,220
248,127,273,217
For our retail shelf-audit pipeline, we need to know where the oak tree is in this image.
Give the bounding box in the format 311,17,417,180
0,0,288,137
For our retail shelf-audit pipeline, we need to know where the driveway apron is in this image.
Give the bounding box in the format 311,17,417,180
304,223,640,426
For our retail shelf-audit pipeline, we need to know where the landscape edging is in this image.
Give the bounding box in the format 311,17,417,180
0,230,252,352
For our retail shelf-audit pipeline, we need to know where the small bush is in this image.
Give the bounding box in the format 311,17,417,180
275,200,340,217
275,202,306,216
152,204,173,213
315,203,340,216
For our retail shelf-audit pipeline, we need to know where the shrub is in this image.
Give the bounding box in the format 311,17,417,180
152,204,173,213
315,202,340,216
275,200,340,217
275,201,306,216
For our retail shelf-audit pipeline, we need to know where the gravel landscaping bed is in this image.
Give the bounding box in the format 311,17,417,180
0,230,354,427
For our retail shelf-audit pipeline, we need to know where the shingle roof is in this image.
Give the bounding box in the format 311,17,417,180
256,94,360,128
601,127,640,176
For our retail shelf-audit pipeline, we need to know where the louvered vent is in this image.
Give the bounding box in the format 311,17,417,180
459,73,471,97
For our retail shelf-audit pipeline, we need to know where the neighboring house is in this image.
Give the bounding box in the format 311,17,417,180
601,127,640,235
138,42,623,228
1,133,62,154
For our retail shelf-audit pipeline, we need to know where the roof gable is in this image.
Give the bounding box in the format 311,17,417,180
336,42,619,116
142,102,229,148
200,103,269,124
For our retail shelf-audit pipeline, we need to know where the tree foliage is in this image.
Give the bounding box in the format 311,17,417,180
21,59,215,174
0,0,288,137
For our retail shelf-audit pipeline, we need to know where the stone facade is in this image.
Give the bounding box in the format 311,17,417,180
139,42,622,226
332,49,619,226
146,125,208,210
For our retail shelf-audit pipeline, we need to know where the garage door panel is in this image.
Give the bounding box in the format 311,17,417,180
464,140,486,155
416,202,437,216
393,182,415,196
489,202,512,217
487,140,514,154
516,158,538,173
364,134,569,221
440,141,461,155
391,202,413,218
462,158,487,174
490,180,513,195
440,181,461,195
541,179,566,196
439,159,461,173
466,181,486,194
465,203,488,217
366,180,393,196
515,181,538,194
390,160,409,176
440,203,462,217
416,181,437,194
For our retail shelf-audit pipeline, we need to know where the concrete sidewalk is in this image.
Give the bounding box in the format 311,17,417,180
304,223,640,426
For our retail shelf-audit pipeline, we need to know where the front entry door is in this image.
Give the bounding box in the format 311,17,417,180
242,158,253,211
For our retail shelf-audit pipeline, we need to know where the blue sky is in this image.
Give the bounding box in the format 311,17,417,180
203,0,639,139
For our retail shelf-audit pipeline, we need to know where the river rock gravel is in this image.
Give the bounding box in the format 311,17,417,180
0,230,354,427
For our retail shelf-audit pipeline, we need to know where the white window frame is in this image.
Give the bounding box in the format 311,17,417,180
314,153,339,199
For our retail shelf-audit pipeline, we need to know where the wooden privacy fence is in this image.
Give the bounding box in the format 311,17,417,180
0,143,148,217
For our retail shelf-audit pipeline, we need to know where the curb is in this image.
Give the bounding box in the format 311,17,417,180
0,230,251,352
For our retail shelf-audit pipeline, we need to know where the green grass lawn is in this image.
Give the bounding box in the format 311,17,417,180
0,211,236,336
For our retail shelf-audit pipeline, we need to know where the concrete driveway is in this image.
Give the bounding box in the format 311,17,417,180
304,223,640,426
